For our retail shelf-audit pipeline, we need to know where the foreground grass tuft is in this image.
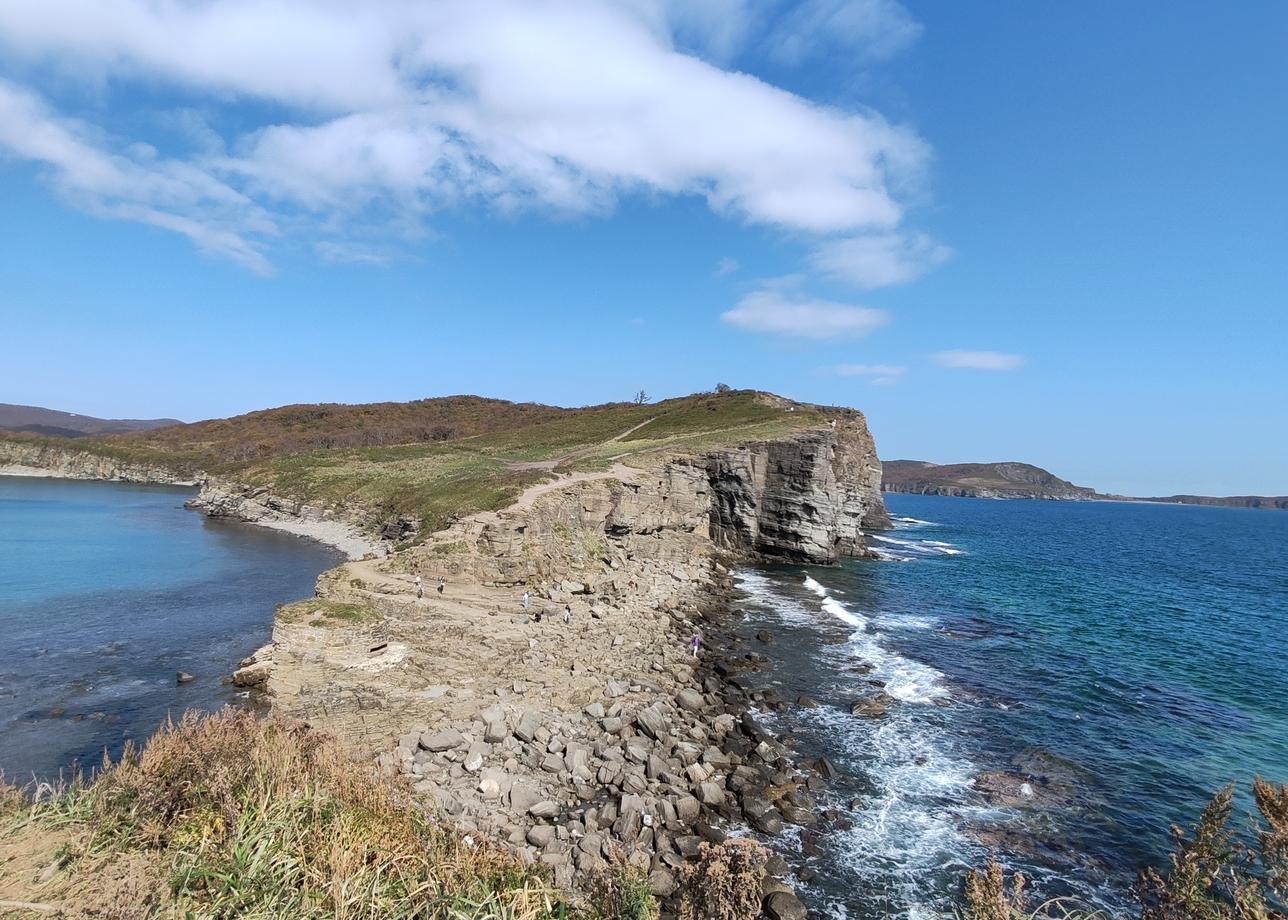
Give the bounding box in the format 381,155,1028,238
0,709,642,919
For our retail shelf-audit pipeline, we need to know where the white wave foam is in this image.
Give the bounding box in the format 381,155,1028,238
893,516,939,527
803,574,829,597
873,534,965,557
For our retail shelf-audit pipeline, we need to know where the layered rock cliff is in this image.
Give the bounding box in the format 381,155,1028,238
0,439,197,485
708,416,888,562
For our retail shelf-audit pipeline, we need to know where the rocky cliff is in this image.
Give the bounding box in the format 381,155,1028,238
0,439,197,485
708,416,888,562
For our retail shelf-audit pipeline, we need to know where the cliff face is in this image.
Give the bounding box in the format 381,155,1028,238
0,439,197,485
708,421,888,563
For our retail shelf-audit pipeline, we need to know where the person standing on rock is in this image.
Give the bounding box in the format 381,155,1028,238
415,575,424,599
437,577,445,595
522,591,530,611
690,630,702,657
563,604,572,625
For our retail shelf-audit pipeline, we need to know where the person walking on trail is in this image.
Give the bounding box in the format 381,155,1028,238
563,604,572,625
522,591,530,611
690,631,702,658
437,577,445,595
415,575,424,599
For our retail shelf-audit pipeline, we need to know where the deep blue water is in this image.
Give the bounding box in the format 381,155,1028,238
0,476,341,782
734,495,1288,918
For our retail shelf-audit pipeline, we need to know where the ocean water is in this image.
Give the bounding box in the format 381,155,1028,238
0,476,341,782
731,494,1288,918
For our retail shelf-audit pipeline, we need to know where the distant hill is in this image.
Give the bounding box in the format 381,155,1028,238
1131,494,1288,510
0,404,181,438
882,459,1286,510
881,459,1098,501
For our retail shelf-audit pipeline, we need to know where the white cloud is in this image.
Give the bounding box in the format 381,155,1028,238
722,287,888,339
811,231,950,289
713,256,739,277
825,363,906,385
0,0,931,271
933,350,1025,371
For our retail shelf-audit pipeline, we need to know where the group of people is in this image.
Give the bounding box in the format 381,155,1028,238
414,575,444,600
522,591,573,624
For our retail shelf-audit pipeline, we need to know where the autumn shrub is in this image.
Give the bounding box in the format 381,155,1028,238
676,838,768,920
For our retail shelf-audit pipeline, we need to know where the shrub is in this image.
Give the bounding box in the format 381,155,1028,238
676,839,767,920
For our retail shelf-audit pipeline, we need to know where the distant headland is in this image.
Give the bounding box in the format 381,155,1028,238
882,458,1286,510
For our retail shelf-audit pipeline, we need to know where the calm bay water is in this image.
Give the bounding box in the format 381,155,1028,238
0,475,341,781
733,494,1288,918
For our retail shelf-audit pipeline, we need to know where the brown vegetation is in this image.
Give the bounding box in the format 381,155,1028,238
0,709,659,919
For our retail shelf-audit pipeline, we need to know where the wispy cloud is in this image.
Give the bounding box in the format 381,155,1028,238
713,256,740,278
722,286,888,339
0,0,931,272
822,362,907,385
765,0,923,66
314,241,393,266
0,78,275,274
933,350,1025,370
811,231,950,290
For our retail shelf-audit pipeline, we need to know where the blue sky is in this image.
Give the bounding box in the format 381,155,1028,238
1,1,1285,496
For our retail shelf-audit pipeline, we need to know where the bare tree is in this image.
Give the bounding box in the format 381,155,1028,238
633,389,650,405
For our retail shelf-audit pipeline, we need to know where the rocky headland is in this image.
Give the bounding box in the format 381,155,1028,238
881,459,1098,501
0,395,889,914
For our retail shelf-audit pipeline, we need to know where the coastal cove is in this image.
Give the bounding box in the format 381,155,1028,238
0,475,342,781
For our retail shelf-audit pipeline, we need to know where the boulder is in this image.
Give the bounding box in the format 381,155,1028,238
675,689,705,712
419,729,465,752
763,891,808,920
850,692,895,719
635,704,667,740
175,671,196,685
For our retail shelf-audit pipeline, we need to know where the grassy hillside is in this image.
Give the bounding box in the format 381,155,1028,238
1,391,830,537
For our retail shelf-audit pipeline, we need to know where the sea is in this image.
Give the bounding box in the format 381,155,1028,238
730,493,1288,918
0,475,341,782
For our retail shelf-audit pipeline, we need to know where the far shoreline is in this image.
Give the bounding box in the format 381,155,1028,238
0,467,380,560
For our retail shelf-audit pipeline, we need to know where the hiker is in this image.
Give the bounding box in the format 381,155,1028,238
437,577,445,595
534,609,543,623
690,631,702,658
415,575,424,599
522,591,530,610
830,419,837,429
563,604,572,625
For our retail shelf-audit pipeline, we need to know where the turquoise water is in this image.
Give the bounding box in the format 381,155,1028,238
0,476,341,781
733,495,1288,918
